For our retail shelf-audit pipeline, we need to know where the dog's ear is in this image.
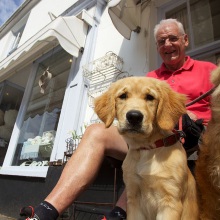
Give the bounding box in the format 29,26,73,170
156,84,186,130
94,89,116,128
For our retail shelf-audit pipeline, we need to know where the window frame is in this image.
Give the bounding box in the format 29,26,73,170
157,0,220,64
0,47,76,177
8,26,25,55
7,13,29,56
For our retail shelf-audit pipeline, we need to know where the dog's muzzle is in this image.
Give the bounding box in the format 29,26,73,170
126,110,143,127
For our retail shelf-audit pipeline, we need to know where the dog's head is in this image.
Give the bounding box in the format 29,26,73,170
94,77,186,138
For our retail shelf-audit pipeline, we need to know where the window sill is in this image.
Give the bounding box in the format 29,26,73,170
0,165,48,177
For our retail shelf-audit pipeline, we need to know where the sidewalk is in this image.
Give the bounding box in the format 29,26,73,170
0,214,16,220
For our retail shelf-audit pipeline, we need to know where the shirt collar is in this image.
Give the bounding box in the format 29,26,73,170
160,56,194,74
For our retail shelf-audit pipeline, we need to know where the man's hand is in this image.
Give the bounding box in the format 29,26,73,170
187,110,197,121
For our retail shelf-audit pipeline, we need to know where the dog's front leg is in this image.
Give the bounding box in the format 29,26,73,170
156,203,182,220
126,198,146,220
123,153,147,220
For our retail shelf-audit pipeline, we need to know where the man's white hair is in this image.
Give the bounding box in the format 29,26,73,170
154,18,186,41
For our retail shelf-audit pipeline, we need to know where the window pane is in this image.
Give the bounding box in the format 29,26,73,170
166,3,188,33
190,0,220,47
165,0,220,49
0,82,23,146
12,49,72,166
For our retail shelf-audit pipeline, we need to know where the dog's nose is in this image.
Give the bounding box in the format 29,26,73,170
126,110,143,125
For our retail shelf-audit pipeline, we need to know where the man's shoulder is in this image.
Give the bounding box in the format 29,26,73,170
193,58,217,68
147,68,161,78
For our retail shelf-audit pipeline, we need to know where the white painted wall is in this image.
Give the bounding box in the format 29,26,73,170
95,6,149,76
19,0,78,45
82,2,160,125
0,0,78,61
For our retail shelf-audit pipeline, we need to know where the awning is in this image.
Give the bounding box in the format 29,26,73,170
0,14,89,80
108,0,150,40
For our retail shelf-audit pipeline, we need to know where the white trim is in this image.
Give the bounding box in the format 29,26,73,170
0,166,48,178
77,9,94,27
52,0,106,160
188,40,220,59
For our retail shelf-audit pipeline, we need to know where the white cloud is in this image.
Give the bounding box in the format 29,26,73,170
0,0,26,26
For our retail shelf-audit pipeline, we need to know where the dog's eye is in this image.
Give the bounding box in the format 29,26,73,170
119,93,127,99
145,94,154,101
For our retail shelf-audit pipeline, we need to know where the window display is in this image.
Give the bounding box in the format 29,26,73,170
12,49,72,166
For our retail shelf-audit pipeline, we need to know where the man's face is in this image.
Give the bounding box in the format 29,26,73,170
156,23,189,69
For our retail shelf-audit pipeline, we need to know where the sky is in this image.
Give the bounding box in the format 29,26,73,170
0,0,26,27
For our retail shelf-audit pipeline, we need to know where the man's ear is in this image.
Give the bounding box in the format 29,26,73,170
94,89,116,128
184,34,189,47
156,84,186,130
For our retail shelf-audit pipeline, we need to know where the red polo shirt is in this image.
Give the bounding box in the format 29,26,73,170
147,56,217,124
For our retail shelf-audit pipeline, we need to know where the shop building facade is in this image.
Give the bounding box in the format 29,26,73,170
0,0,219,218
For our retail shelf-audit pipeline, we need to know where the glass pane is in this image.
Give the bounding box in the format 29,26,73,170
0,82,24,147
166,3,188,32
0,81,24,166
0,82,24,111
0,81,24,162
165,0,220,49
190,0,220,47
12,49,72,166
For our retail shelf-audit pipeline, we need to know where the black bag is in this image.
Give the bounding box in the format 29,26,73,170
181,114,204,153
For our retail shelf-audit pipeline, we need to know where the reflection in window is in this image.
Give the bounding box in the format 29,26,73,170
12,49,72,166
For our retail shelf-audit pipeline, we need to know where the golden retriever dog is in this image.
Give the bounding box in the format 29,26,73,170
195,66,220,220
94,77,199,220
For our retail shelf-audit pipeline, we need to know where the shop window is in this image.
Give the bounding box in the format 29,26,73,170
0,81,24,165
12,49,72,166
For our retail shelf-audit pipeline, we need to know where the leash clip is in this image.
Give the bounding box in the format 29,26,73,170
176,130,186,144
178,130,186,138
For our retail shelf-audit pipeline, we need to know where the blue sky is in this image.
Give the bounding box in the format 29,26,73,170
0,0,26,27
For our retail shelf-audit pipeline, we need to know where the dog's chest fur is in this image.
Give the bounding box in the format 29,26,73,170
122,146,188,217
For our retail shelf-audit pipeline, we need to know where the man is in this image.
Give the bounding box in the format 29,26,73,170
20,19,216,220
148,19,215,125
